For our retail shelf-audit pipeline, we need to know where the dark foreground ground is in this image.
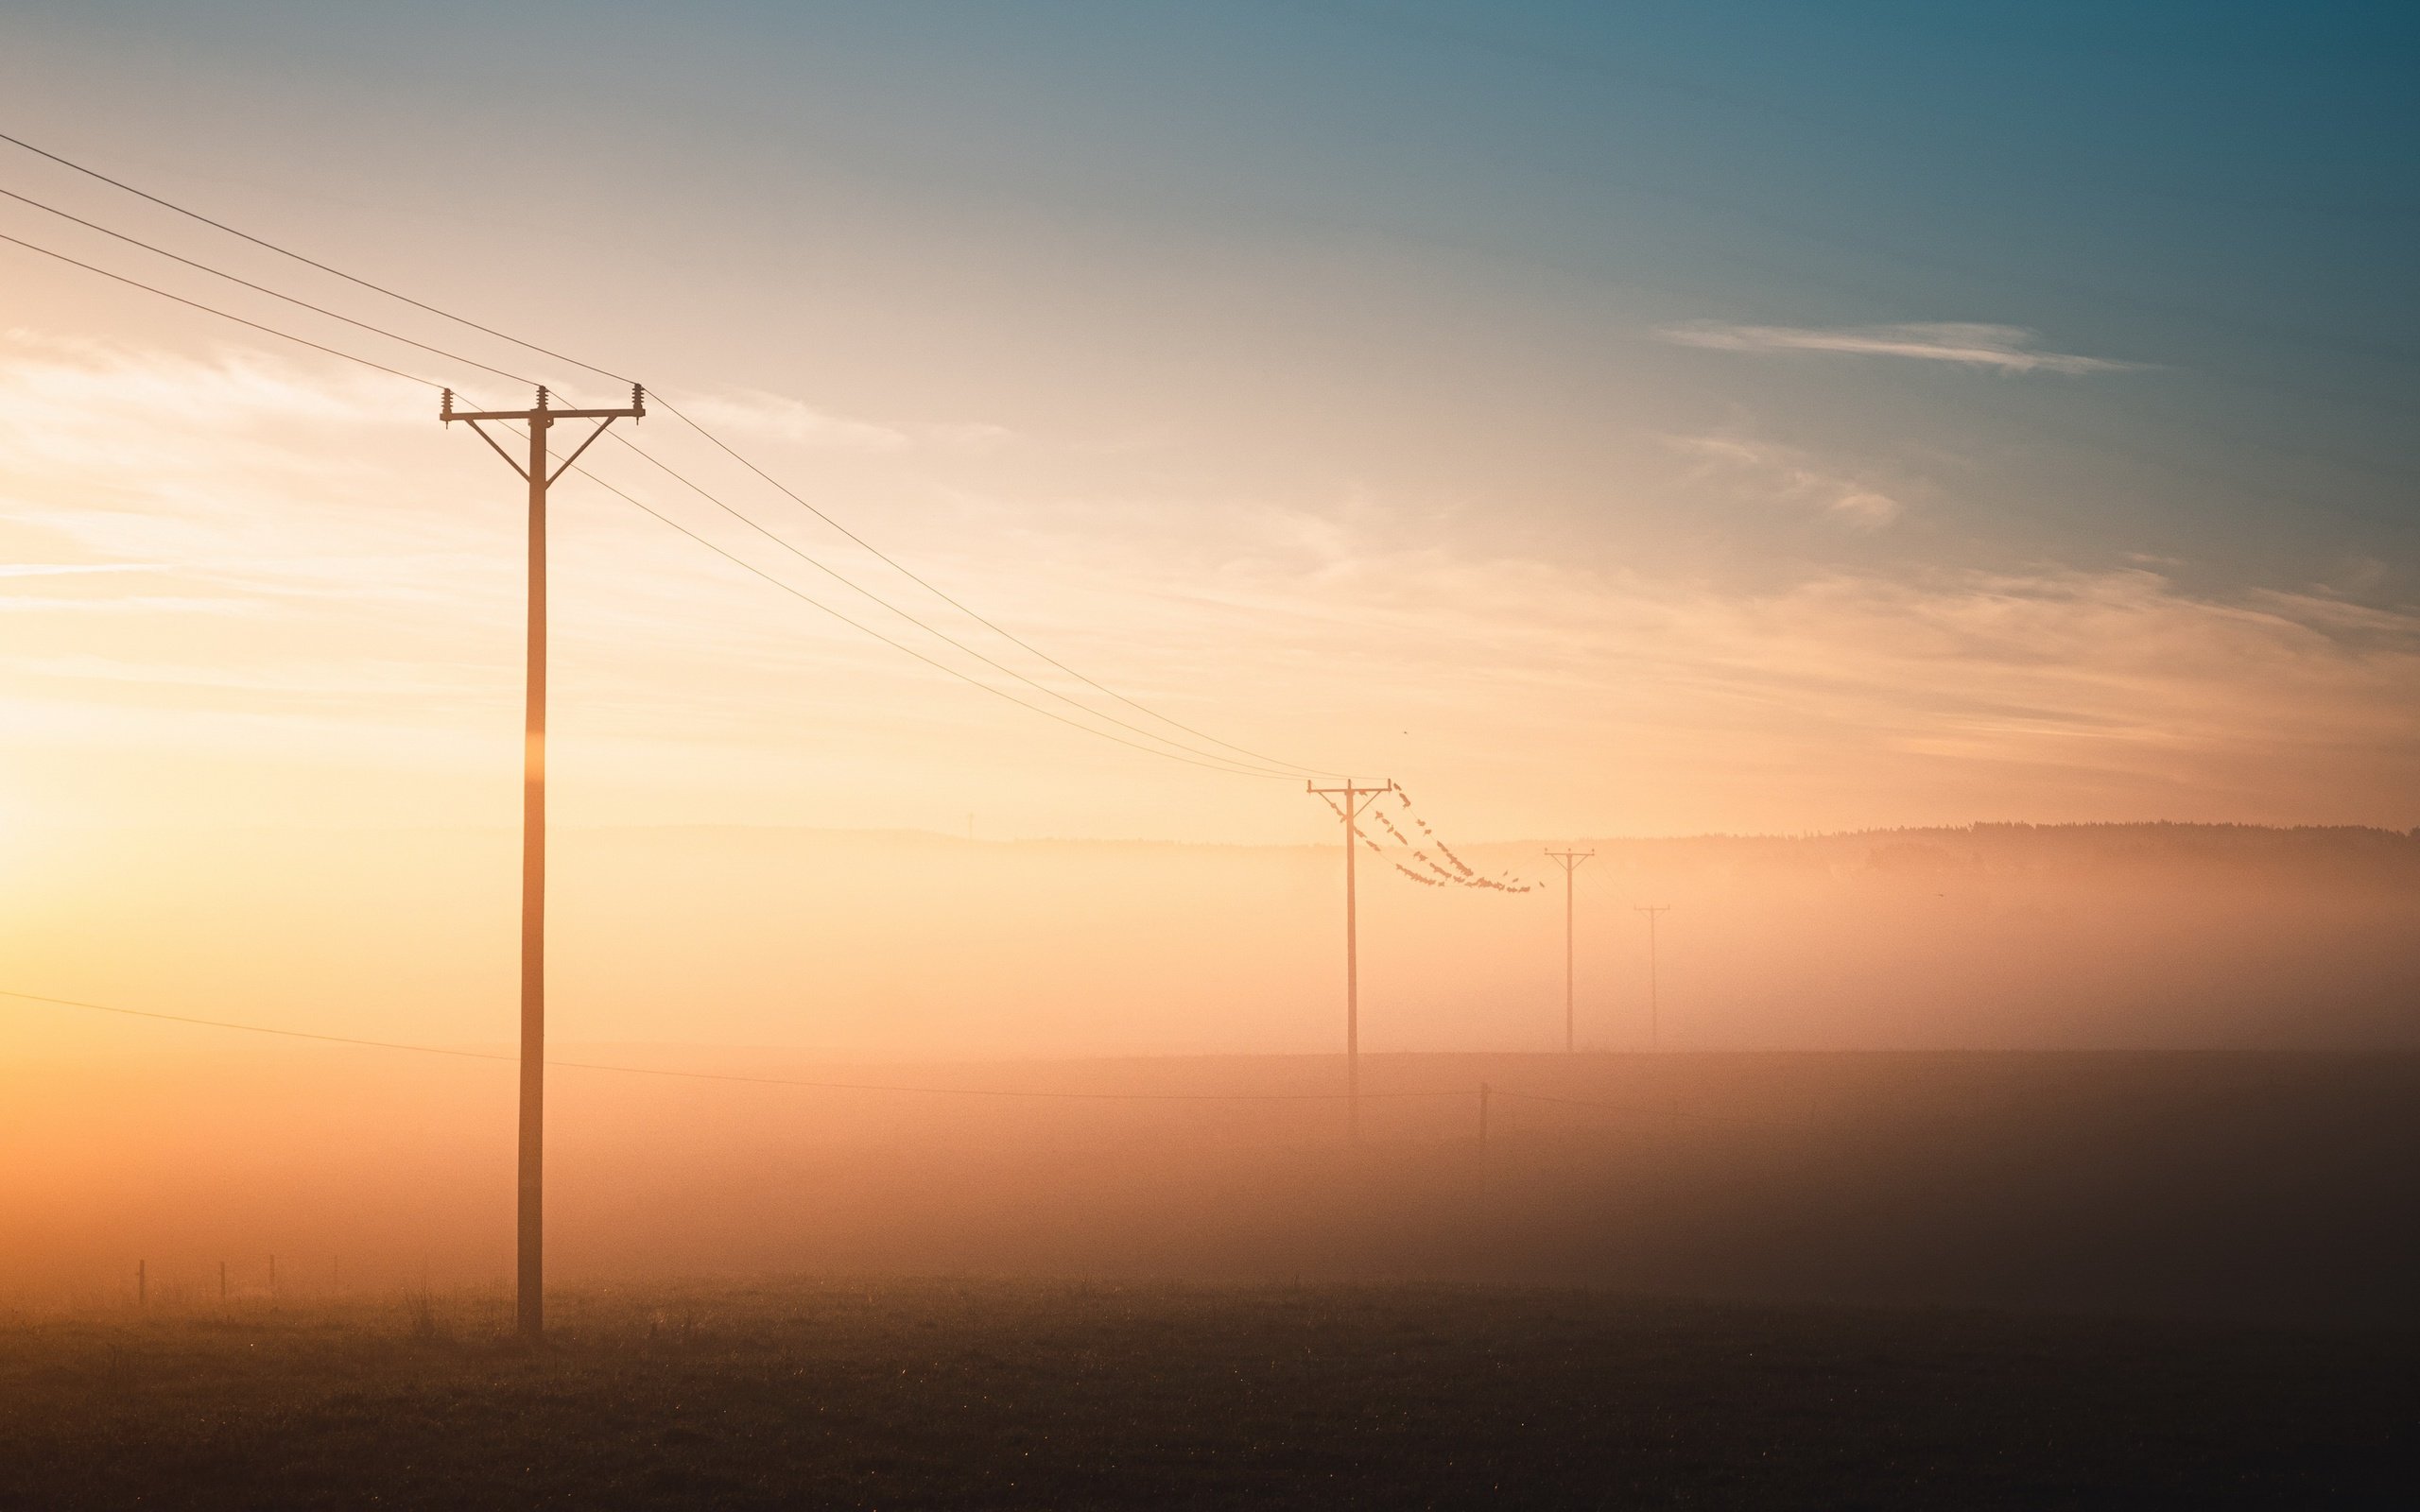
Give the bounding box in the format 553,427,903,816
0,1280,2410,1510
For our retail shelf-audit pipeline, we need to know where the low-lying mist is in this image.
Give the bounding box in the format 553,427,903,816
15,820,2420,1057
7,822,2415,1322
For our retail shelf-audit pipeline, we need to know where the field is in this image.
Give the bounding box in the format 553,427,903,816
2,1279,2411,1510
9,1052,2417,1506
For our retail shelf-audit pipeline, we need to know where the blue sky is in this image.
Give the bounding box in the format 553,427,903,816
2,1,2416,841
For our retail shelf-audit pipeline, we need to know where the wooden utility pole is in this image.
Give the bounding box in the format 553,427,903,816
442,384,645,1340
1307,779,1395,1143
1635,903,1671,1049
1546,848,1593,1051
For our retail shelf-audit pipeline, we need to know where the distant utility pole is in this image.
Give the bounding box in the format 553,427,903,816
1307,779,1396,1143
1546,848,1594,1051
443,383,646,1340
1635,904,1670,1049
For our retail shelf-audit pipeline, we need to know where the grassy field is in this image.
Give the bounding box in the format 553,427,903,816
1,1279,2409,1510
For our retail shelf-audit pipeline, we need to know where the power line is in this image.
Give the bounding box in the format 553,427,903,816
0,988,1461,1103
0,223,1289,780
0,230,434,387
0,129,615,384
592,429,1308,778
558,455,1300,780
650,395,1348,779
0,184,540,387
0,177,1317,780
0,129,1345,779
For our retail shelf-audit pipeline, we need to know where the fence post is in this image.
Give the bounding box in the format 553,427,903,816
1478,1082,1492,1196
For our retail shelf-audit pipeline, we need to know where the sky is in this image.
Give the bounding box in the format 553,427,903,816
4,0,2419,860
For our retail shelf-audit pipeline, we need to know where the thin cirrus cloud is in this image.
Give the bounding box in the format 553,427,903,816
678,387,1013,451
1656,321,2137,375
0,562,166,578
1666,433,1904,529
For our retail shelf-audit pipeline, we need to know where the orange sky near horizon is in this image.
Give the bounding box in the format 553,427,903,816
5,328,2415,855
3,5,2419,1091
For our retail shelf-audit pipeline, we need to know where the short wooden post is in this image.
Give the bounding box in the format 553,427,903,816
1478,1082,1492,1196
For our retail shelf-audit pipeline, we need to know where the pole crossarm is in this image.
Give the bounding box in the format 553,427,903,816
1307,779,1395,1144
1546,848,1593,1052
435,379,643,428
448,407,641,421
1635,903,1671,1052
441,384,646,426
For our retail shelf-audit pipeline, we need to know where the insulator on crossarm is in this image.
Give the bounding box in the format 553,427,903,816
440,388,453,420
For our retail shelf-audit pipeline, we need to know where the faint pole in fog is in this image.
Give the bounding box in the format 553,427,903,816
1635,905,1671,1049
1478,1082,1492,1196
219,1261,226,1302
136,1259,145,1309
1308,779,1397,1143
1546,848,1595,1051
442,383,648,1342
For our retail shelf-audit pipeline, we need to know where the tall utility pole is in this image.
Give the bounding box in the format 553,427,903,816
1545,848,1593,1051
442,384,645,1340
1307,779,1395,1143
1635,904,1670,1050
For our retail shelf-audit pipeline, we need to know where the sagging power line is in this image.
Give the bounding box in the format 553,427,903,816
0,130,1620,1329
1309,778,1396,1144
0,215,1296,780
0,129,1344,782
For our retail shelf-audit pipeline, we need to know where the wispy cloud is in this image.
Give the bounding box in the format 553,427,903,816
1656,321,2136,374
1666,433,1905,529
0,562,166,578
678,388,1011,451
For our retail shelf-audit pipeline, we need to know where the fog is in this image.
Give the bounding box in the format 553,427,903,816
7,822,2416,1317
15,821,2420,1058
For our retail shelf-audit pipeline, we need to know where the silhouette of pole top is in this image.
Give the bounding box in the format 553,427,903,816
441,384,645,422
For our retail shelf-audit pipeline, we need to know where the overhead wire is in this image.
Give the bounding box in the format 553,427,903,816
588,429,1307,778
0,184,539,387
0,230,431,387
0,221,1291,781
0,179,1304,777
0,128,1346,780
648,395,1350,779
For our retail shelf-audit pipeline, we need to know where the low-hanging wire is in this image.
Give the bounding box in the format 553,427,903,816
0,184,1300,778
0,225,1288,781
0,129,1346,780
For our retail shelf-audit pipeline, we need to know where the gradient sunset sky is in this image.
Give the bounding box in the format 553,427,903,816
5,1,2417,849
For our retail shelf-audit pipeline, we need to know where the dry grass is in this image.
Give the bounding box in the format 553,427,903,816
1,1278,2409,1509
